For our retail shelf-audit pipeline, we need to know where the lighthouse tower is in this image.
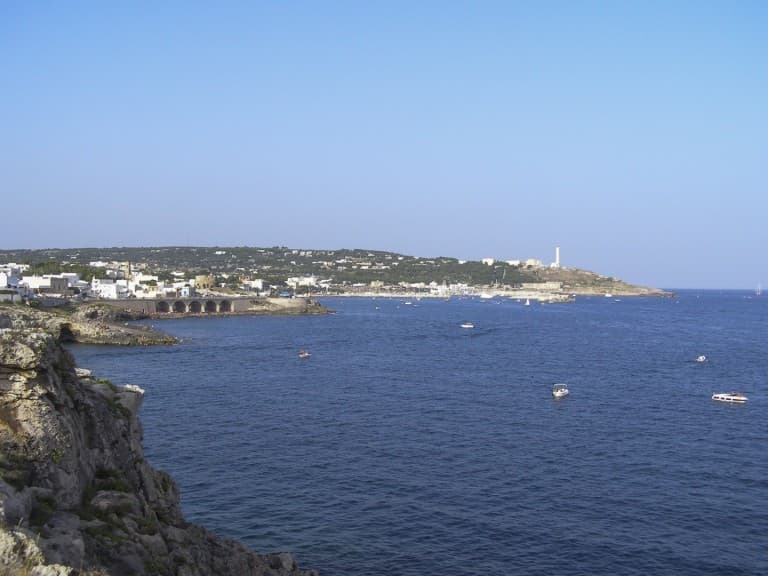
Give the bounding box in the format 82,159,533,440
553,246,561,268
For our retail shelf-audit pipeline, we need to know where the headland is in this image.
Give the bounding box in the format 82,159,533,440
0,304,319,575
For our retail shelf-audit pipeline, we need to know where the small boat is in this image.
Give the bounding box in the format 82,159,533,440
460,322,474,329
712,392,748,403
695,355,707,363
298,350,311,359
552,383,569,399
524,298,530,306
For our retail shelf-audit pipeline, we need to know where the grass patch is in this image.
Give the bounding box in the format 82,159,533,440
0,450,33,491
136,514,159,535
95,378,117,392
29,493,57,529
84,523,126,544
143,556,167,574
94,468,132,493
78,469,135,525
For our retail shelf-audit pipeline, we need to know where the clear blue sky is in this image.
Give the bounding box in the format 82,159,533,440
2,1,766,289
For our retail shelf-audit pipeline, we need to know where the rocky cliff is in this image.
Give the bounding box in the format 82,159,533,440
0,307,316,576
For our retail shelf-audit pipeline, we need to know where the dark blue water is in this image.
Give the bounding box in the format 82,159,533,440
69,292,768,575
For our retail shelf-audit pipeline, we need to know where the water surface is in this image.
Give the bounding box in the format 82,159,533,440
70,291,768,575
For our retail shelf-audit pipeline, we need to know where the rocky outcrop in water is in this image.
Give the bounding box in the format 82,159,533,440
0,303,179,347
0,307,316,575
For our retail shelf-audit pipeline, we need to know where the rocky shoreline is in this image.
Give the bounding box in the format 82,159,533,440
0,297,330,348
0,304,318,575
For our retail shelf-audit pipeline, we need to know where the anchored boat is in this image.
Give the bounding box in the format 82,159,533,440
552,383,570,399
711,392,748,403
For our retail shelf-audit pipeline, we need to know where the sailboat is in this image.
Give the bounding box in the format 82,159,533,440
757,284,762,297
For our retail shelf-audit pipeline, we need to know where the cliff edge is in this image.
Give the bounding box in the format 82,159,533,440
0,307,316,575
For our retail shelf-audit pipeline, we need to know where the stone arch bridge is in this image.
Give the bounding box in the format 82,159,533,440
154,298,234,314
96,296,320,317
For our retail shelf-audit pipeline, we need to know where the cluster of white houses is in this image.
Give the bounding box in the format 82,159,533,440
0,247,566,302
0,261,471,301
0,262,251,302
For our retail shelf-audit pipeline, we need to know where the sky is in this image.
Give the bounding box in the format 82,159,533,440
1,1,766,289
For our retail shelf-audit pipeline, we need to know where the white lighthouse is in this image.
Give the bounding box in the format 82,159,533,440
552,246,561,268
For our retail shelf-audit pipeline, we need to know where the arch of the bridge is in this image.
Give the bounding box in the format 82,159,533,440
154,298,237,314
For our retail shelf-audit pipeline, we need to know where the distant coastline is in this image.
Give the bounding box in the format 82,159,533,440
313,286,672,301
0,246,670,304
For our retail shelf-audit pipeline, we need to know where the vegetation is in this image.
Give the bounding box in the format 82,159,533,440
21,261,109,282
0,450,33,491
94,467,132,493
0,245,655,294
0,246,549,287
29,493,57,529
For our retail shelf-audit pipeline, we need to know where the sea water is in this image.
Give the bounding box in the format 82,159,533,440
69,291,768,575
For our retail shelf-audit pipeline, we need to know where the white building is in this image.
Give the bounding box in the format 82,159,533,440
20,275,51,291
482,258,495,266
245,279,267,291
133,273,159,284
0,270,20,289
287,276,318,288
550,246,561,268
131,283,157,298
128,273,160,298
0,263,27,279
91,278,130,299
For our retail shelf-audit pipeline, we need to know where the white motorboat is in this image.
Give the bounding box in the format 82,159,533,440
298,350,311,359
711,392,748,403
552,383,569,399
460,322,474,329
695,355,707,363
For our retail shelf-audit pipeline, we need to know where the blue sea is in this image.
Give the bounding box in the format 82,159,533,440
69,291,768,575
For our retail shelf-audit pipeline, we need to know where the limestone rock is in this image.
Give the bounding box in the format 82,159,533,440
0,309,316,575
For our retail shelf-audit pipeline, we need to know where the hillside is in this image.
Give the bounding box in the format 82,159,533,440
0,246,669,296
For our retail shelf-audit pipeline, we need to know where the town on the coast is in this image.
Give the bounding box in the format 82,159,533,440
0,245,667,307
